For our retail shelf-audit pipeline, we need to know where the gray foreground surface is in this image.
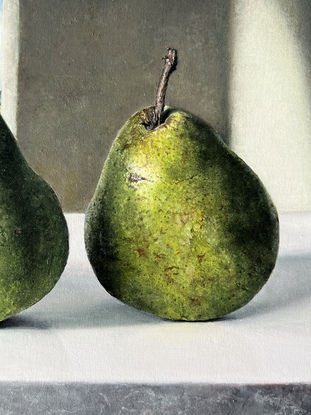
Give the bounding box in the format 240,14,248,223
0,382,310,415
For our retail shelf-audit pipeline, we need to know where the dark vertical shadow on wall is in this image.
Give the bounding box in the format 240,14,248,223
15,0,232,211
287,1,311,83
227,0,311,145
0,0,3,105
226,0,236,149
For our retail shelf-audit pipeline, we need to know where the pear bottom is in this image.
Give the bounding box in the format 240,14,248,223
0,185,69,323
85,201,278,321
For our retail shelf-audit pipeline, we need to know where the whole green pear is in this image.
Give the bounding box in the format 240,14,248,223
85,49,279,321
0,115,69,322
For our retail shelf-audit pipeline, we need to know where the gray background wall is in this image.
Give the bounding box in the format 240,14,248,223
2,0,311,213
2,0,231,212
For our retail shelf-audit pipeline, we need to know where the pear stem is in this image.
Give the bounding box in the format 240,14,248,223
148,48,178,130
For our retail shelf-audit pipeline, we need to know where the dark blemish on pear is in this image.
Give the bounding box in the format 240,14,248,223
128,173,152,184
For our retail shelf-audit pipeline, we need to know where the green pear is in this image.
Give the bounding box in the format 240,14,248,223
85,49,279,321
0,115,69,322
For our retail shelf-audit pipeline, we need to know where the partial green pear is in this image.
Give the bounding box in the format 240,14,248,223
84,49,279,321
0,115,69,322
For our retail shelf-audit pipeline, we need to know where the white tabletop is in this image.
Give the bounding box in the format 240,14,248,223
1,212,311,385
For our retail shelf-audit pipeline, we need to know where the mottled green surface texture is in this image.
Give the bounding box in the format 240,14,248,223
85,108,279,321
0,116,69,322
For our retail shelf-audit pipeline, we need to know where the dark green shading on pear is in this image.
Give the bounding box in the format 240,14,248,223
85,49,279,321
0,116,69,322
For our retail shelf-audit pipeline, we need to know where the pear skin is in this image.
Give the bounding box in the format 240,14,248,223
0,115,69,322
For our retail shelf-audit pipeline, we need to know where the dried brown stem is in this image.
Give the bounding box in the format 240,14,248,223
147,48,178,130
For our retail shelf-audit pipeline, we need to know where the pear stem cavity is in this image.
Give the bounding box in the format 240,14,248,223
147,48,178,130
